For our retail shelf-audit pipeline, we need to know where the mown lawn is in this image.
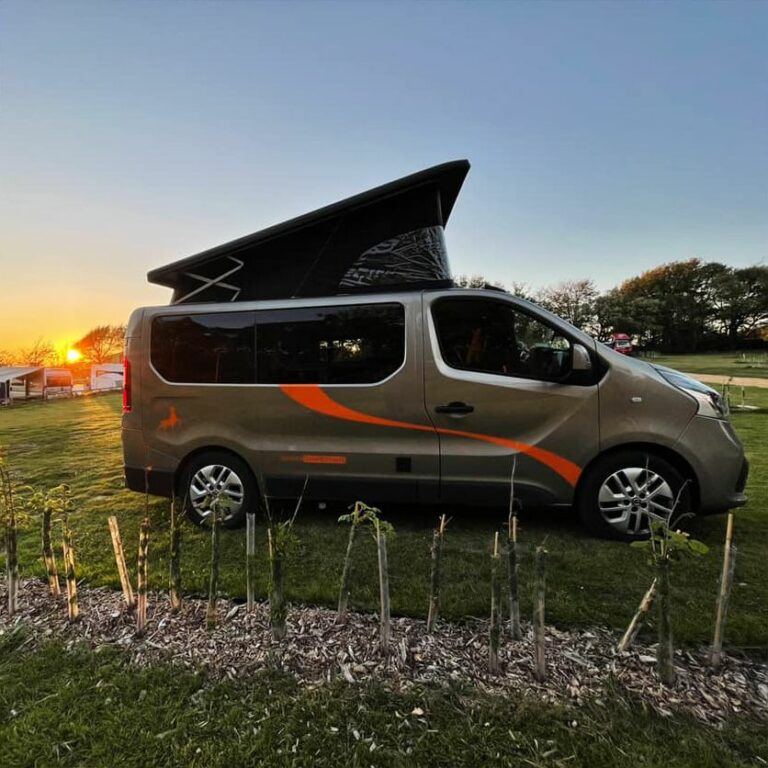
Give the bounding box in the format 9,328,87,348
0,389,766,651
644,351,768,380
0,630,766,768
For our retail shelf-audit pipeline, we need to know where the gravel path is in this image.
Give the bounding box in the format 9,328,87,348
683,373,768,389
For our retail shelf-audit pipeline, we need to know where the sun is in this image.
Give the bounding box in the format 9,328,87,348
66,348,82,363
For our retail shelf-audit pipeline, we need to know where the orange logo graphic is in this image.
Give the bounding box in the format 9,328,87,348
159,406,180,430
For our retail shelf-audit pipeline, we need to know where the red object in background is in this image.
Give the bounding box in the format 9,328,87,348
122,357,132,412
608,333,634,356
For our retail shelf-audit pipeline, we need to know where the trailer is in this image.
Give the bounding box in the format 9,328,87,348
91,363,123,391
0,366,73,404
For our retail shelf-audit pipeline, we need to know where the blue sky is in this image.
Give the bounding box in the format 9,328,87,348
1,0,766,349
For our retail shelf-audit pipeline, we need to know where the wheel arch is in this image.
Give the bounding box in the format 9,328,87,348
576,442,700,511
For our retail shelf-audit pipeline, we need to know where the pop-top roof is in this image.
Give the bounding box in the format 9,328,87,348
147,160,470,304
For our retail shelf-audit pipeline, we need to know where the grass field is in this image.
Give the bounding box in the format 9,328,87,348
1,379,767,766
643,351,768,380
0,388,766,650
1,630,766,768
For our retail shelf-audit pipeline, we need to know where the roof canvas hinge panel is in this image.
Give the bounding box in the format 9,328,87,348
150,160,470,304
172,256,244,305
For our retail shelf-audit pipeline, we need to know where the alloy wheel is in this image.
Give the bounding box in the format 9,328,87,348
189,464,245,522
597,467,675,536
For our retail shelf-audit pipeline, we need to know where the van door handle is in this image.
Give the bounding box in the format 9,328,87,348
435,401,474,415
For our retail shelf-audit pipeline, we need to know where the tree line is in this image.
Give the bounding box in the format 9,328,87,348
0,325,126,368
458,259,768,353
2,259,766,366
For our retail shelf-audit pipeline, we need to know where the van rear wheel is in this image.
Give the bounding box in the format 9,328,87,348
576,450,690,541
180,451,255,528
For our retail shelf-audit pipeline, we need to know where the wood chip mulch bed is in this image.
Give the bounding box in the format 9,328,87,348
1,578,766,725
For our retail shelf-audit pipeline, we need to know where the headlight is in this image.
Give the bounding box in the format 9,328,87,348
679,385,729,420
654,366,729,420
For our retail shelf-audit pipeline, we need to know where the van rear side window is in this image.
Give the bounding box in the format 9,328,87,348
256,303,404,384
150,303,404,385
151,312,256,383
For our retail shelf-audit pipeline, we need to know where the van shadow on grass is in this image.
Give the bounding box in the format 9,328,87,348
295,498,586,539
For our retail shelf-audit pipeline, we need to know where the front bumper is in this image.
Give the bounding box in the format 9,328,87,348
678,416,748,515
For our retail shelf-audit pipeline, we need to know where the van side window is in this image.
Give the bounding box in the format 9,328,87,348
256,303,404,384
432,298,572,382
151,312,256,383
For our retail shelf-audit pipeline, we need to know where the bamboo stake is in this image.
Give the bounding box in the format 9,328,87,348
6,508,18,616
268,526,286,640
532,546,547,683
42,507,60,598
710,513,736,667
336,521,357,624
265,477,307,641
505,455,522,640
136,517,150,637
206,504,220,629
506,512,522,640
617,578,657,652
710,545,737,666
427,514,447,632
169,493,182,613
108,515,134,610
1,466,18,616
377,523,391,657
62,525,79,622
246,509,257,614
489,532,502,675
656,559,675,685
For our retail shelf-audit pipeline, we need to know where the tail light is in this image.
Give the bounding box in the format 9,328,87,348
122,357,132,413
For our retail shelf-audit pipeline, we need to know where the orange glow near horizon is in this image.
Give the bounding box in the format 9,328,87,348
66,348,82,363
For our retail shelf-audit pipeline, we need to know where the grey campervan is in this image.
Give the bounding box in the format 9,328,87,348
122,162,747,539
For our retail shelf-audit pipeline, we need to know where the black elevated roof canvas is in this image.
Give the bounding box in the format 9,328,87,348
147,160,470,304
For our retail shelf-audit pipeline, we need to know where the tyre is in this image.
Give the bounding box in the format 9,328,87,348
576,450,691,541
179,451,255,528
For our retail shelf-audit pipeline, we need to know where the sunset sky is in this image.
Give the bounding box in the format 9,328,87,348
1,0,766,354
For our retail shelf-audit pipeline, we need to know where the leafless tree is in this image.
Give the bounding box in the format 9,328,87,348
19,338,56,367
536,279,598,330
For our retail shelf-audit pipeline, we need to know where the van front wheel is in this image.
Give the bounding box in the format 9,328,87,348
576,451,690,541
180,451,255,528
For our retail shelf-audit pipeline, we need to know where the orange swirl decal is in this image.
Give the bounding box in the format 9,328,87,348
279,385,581,487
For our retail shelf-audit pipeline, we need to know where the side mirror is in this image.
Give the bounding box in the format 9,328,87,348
572,343,592,371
